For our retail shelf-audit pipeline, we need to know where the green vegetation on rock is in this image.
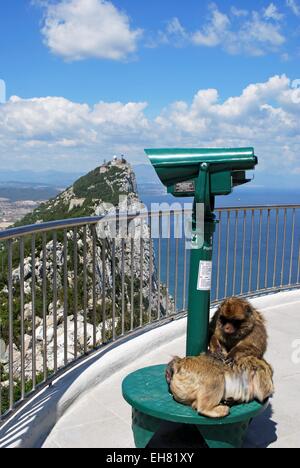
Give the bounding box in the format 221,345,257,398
0,160,162,416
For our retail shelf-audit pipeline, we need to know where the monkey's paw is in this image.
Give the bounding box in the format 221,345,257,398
224,357,235,367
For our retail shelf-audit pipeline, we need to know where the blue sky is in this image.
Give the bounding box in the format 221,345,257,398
0,0,299,184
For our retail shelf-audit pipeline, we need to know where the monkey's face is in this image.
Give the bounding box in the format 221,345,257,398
219,316,242,336
218,298,254,339
166,357,182,386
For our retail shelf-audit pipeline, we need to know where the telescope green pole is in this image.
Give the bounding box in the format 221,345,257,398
186,164,216,357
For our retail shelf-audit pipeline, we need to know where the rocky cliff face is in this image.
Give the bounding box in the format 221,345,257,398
0,160,171,383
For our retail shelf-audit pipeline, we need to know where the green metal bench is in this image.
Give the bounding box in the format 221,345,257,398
122,365,268,448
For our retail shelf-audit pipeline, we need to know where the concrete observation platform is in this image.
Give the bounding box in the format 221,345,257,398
1,290,299,449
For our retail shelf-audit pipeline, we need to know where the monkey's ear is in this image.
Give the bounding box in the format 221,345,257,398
169,356,182,371
209,310,220,336
165,366,174,384
210,335,222,353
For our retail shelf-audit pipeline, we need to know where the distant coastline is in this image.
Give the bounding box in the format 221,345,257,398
139,186,300,209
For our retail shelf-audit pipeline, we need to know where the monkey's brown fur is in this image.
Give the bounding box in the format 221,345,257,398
209,297,268,363
166,354,274,419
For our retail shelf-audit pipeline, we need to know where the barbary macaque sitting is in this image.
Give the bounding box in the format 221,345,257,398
209,297,268,365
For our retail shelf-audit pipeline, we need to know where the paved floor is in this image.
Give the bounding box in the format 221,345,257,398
43,291,300,449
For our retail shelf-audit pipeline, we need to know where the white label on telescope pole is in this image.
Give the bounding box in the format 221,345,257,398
197,261,212,291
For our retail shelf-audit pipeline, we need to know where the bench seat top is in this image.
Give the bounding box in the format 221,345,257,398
122,364,268,426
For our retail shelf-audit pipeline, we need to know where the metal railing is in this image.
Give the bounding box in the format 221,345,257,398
212,205,300,301
0,205,299,421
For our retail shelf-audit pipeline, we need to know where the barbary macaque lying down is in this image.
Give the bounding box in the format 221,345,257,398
166,354,274,419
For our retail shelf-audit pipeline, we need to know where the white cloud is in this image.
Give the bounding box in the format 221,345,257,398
166,17,187,38
264,3,284,21
0,96,150,171
152,17,188,48
156,75,300,172
286,0,300,16
192,5,230,47
239,12,286,55
40,0,142,61
0,76,299,174
158,4,286,56
231,6,249,18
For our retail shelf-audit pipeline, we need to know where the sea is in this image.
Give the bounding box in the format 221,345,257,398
139,187,300,311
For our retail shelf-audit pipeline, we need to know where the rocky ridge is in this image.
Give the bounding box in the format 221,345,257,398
0,158,171,384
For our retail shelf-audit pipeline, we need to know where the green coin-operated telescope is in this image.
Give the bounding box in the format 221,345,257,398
145,147,258,356
122,147,261,449
145,147,257,213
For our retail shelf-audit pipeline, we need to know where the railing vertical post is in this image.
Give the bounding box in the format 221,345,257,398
148,216,153,323
63,230,68,365
19,238,25,400
8,239,14,411
121,238,125,335
273,209,279,288
31,235,36,390
166,215,170,316
139,235,144,327
248,210,255,293
112,239,116,341
83,226,88,354
264,209,271,290
42,233,48,382
240,210,247,296
224,211,230,297
232,210,238,296
289,208,296,286
102,239,106,343
92,225,97,348
53,232,58,371
73,229,78,359
157,214,161,320
130,237,134,331
174,213,179,314
281,209,287,287
256,209,263,292
182,226,188,311
216,211,222,301
297,239,300,285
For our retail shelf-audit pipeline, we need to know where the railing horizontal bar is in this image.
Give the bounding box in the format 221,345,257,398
2,205,300,241
0,217,104,241
216,204,300,212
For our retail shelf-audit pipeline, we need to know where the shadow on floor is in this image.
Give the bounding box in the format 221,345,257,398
244,404,278,448
148,422,208,449
147,404,277,449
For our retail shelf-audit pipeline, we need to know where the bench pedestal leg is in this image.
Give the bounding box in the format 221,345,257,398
197,420,251,449
132,409,163,448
